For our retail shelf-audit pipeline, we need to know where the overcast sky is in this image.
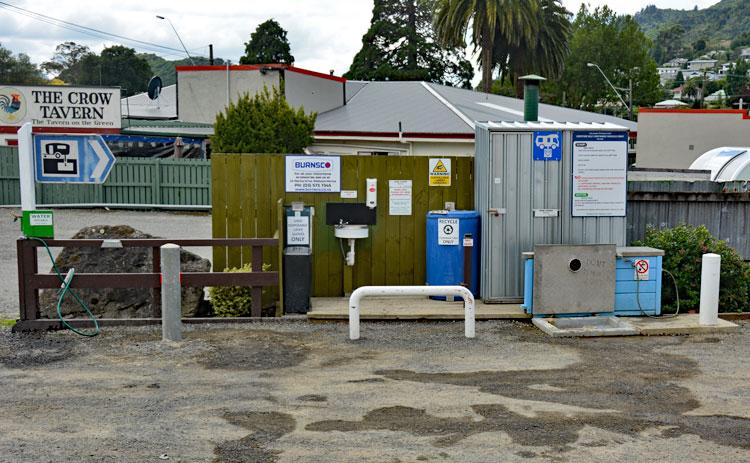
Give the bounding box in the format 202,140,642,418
0,0,721,79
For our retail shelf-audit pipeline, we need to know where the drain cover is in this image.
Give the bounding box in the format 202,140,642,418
532,316,638,337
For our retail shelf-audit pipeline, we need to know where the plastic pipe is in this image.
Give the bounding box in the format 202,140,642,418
699,253,721,326
348,285,475,340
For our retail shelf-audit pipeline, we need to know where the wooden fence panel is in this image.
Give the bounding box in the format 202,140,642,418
211,153,476,297
0,148,210,207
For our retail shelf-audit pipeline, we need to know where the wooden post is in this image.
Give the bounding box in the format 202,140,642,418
17,239,39,321
251,244,263,317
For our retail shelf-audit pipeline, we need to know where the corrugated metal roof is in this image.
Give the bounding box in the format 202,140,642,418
476,121,628,131
316,81,636,136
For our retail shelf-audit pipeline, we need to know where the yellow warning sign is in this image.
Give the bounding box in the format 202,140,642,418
429,158,451,186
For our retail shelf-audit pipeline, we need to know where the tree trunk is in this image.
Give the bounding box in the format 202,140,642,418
406,0,418,71
481,35,493,93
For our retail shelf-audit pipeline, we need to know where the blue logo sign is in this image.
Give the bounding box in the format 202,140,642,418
33,134,116,184
533,131,562,161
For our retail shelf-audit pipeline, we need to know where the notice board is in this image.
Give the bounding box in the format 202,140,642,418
572,131,628,217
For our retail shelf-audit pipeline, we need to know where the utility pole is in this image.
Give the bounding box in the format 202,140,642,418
628,78,633,120
209,44,214,65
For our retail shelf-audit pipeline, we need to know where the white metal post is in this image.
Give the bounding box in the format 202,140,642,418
17,122,36,212
161,243,182,341
348,285,475,340
699,253,721,326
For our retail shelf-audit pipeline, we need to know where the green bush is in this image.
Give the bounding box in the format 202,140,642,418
212,85,316,153
209,263,271,317
634,224,750,313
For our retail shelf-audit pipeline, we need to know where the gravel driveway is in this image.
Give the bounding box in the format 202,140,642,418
1,320,749,462
0,207,211,320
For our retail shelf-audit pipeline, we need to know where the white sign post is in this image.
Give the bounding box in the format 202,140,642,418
572,131,628,217
285,156,341,192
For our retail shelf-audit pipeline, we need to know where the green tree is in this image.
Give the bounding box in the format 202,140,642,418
726,59,750,97
68,45,152,96
552,6,661,116
502,0,571,97
240,19,294,65
41,42,92,83
434,0,538,92
651,24,685,64
212,86,316,153
345,0,473,87
0,43,44,84
672,70,685,89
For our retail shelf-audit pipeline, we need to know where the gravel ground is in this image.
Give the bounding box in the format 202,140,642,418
0,207,211,320
1,320,749,462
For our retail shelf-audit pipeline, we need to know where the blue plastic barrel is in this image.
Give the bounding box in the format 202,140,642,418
426,210,481,298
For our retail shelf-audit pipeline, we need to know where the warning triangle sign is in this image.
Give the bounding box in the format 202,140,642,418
432,160,448,173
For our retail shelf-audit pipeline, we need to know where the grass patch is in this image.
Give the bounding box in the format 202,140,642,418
0,319,17,328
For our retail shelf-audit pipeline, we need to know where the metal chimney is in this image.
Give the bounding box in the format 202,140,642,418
519,74,546,122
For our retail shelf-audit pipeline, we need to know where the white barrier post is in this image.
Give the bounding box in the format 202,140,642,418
161,243,182,341
699,253,721,326
348,285,475,341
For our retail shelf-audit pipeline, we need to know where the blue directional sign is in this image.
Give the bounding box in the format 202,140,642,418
532,130,562,161
33,134,116,183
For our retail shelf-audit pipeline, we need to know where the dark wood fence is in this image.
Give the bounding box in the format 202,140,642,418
627,181,750,260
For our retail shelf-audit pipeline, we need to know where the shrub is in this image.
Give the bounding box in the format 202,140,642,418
212,86,316,154
209,263,271,317
634,224,750,313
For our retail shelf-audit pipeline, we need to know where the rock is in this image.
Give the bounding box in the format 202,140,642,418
39,225,210,319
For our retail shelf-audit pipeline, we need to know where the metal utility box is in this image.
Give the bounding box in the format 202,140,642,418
522,246,664,316
283,204,314,313
474,122,629,302
426,210,481,298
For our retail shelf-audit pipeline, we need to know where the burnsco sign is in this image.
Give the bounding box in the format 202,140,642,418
0,85,121,130
285,155,341,192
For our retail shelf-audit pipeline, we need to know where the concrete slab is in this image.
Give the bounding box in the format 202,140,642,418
630,313,740,336
307,297,530,321
532,316,639,337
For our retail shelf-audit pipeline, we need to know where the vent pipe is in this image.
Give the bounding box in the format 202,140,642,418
519,74,546,122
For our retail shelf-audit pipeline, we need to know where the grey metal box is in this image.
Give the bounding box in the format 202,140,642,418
283,246,312,314
532,244,616,314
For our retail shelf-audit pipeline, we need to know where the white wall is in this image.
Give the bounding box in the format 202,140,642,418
284,70,344,115
637,110,750,169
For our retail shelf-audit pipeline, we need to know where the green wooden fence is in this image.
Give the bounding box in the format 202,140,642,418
0,146,211,207
211,153,474,297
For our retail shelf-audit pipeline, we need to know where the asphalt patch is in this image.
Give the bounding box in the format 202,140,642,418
0,333,77,368
307,337,750,452
214,411,295,463
197,330,309,371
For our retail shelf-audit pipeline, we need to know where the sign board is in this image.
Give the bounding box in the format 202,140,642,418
0,85,121,130
572,131,628,217
340,190,357,199
634,259,649,281
33,134,116,183
285,155,341,192
287,216,310,246
429,158,451,186
388,180,412,216
533,208,559,218
438,218,459,245
533,131,562,161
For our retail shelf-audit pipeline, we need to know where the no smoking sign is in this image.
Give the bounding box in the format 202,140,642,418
634,259,649,280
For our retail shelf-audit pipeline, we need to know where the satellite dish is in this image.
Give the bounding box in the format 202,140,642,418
147,76,163,100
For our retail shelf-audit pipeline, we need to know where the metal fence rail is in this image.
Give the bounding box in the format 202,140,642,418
15,237,278,331
0,147,211,208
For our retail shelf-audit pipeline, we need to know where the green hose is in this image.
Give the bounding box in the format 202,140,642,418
31,238,100,337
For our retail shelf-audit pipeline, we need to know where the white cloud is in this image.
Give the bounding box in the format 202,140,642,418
0,0,722,80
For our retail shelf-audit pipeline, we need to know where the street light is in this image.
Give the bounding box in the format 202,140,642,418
587,62,632,119
156,15,196,66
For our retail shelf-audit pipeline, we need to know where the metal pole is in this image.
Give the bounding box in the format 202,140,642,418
17,122,35,212
587,63,629,114
157,15,195,66
209,44,214,65
628,78,633,121
699,253,721,326
161,243,182,341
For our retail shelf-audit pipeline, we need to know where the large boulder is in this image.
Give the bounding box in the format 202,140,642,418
39,225,210,319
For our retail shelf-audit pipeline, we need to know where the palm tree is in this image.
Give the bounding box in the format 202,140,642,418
502,0,571,97
434,0,538,92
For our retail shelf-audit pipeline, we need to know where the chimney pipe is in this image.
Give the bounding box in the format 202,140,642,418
519,74,546,122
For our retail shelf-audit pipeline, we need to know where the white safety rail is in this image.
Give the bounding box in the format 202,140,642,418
348,285,476,340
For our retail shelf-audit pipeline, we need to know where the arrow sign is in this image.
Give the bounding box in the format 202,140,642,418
33,134,116,184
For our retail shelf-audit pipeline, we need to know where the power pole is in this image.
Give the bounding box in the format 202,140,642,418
209,44,214,65
628,78,633,120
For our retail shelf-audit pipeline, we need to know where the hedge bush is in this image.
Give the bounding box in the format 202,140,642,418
209,263,271,317
634,224,750,313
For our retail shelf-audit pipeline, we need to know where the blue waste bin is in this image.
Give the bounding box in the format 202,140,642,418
426,210,481,299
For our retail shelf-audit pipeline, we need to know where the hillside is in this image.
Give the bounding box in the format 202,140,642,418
635,0,750,53
138,54,226,86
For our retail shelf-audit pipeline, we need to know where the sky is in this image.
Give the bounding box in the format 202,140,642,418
0,0,722,80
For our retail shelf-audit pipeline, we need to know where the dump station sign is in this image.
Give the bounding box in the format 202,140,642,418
572,131,628,217
0,85,121,130
285,155,341,192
